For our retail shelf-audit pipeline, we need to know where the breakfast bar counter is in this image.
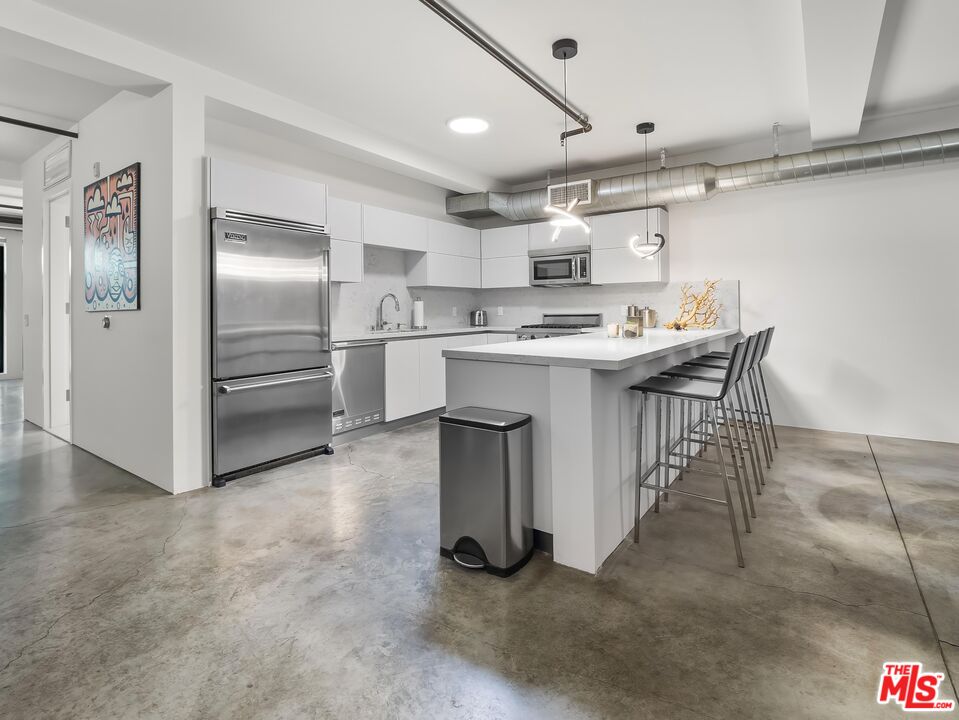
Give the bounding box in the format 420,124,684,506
444,328,739,573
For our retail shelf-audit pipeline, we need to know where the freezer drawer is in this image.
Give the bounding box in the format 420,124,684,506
213,368,333,477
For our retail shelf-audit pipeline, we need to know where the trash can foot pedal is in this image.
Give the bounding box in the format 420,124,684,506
452,552,485,570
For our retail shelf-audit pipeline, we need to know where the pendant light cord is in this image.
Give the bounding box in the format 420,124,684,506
644,130,649,240
563,56,569,191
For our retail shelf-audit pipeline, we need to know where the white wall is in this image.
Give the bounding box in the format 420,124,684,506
69,90,176,491
20,136,68,425
670,161,959,444
0,229,23,380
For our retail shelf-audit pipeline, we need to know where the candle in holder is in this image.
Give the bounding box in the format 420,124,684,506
607,323,621,338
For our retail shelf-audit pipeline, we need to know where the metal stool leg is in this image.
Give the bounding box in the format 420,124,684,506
633,393,645,543
720,397,753,529
748,369,773,467
709,401,745,568
736,382,766,487
663,397,672,502
654,395,663,513
758,364,779,449
725,395,756,520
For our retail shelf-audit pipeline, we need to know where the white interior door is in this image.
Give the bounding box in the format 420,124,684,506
48,192,71,441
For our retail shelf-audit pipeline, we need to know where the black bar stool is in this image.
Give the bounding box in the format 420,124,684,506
703,327,778,450
630,339,751,567
662,333,764,504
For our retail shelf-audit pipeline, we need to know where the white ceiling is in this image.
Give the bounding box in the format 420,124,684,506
0,52,118,162
19,0,959,187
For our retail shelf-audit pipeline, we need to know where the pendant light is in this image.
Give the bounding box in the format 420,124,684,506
629,122,666,259
543,39,589,243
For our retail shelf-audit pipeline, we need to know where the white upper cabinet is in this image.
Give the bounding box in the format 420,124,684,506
407,252,481,288
428,220,480,258
590,208,669,284
327,197,362,242
330,238,363,283
481,225,529,258
209,158,327,226
528,220,590,252
362,205,428,252
481,257,529,288
590,208,666,249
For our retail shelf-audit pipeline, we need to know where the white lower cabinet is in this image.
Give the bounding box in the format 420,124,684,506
385,334,490,421
330,239,362,283
419,335,485,411
481,256,528,288
384,340,421,422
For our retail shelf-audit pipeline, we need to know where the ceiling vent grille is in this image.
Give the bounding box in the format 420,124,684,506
547,179,593,208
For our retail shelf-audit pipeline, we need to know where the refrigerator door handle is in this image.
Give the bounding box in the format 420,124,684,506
322,248,332,353
218,371,334,395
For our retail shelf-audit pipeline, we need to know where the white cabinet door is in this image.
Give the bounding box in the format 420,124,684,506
408,253,481,288
418,336,447,412
482,256,528,288
590,208,668,284
481,225,529,258
330,239,363,283
428,220,480,258
363,205,428,251
590,208,667,250
327,196,362,242
591,246,668,284
528,220,590,252
209,158,327,225
385,340,421,421
420,335,487,412
485,333,517,344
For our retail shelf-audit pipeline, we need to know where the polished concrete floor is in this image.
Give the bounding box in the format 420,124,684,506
0,379,956,719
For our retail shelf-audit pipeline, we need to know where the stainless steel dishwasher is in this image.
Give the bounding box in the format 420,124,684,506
331,340,385,434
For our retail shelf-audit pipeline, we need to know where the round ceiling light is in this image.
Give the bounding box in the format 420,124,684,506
447,117,489,134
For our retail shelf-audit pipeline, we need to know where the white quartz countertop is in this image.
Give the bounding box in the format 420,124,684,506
333,326,517,344
443,328,740,371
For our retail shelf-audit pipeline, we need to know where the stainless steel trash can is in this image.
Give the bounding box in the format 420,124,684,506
439,406,533,576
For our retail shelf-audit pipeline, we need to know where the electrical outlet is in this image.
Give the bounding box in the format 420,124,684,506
497,306,504,316
452,306,458,317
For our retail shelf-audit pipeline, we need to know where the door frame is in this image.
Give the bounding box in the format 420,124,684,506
44,187,72,440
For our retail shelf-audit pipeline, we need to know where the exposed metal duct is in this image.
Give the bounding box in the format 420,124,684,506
448,128,959,221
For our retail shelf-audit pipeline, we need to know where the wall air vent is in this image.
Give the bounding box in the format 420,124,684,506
547,179,594,208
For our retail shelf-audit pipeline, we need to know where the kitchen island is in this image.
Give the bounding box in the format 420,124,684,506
444,328,739,574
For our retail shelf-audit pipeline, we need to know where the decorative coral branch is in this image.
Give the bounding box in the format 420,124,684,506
664,279,723,330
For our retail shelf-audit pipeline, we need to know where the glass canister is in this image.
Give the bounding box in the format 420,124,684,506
623,315,644,338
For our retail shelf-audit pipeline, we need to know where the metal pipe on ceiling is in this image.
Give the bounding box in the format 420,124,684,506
417,0,591,138
447,127,959,221
0,114,78,139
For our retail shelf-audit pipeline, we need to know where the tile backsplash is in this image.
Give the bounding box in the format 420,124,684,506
332,246,739,336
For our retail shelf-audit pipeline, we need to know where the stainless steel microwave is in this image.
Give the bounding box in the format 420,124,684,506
529,247,591,287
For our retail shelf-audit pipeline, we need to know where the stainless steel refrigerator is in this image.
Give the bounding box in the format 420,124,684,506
211,208,333,485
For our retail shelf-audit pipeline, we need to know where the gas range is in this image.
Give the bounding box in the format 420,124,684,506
515,313,603,341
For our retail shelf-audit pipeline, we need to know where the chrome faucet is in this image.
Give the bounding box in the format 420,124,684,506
376,292,401,331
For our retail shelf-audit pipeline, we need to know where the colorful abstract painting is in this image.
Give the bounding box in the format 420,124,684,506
83,162,140,311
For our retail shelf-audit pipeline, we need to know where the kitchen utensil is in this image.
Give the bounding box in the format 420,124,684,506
469,310,488,327
641,306,658,328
